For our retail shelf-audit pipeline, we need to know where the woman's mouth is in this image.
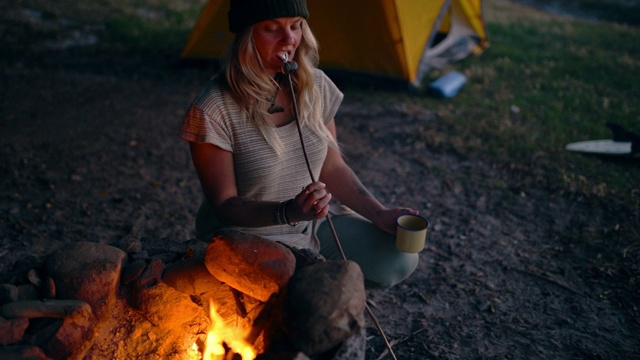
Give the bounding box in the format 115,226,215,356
277,52,289,62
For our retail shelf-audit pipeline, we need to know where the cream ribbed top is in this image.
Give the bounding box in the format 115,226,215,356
180,69,343,249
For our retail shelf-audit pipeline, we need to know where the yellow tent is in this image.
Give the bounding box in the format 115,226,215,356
181,0,488,88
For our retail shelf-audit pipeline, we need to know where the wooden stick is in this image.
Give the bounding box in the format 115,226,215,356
285,70,397,360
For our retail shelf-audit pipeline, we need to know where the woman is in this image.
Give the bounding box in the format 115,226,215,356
180,0,419,288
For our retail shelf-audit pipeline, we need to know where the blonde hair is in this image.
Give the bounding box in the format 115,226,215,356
221,20,336,155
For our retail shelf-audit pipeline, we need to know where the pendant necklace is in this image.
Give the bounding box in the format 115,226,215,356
267,73,285,114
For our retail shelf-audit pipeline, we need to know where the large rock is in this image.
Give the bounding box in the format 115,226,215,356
0,315,29,345
134,281,207,331
44,242,127,321
28,300,96,360
163,256,224,296
282,260,366,356
204,230,296,302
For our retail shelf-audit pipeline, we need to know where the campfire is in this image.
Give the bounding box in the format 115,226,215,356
193,301,256,360
0,230,367,359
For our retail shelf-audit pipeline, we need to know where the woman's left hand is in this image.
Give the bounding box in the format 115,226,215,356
374,207,419,235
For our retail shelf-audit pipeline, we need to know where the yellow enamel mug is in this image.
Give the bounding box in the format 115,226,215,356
395,214,429,253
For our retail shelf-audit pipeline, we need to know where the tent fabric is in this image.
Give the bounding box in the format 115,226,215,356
181,0,488,88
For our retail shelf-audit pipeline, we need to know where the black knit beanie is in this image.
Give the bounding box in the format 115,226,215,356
228,0,309,33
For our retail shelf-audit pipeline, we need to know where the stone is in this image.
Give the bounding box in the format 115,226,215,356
141,237,208,259
133,281,207,332
332,326,366,360
129,250,149,261
0,315,29,345
113,234,143,254
135,257,165,289
204,229,296,302
0,283,18,304
120,259,147,285
17,284,39,301
42,277,55,299
282,260,366,356
163,256,225,296
30,301,96,360
27,268,42,287
0,345,51,360
7,256,45,282
44,241,127,321
286,246,326,271
1,299,92,319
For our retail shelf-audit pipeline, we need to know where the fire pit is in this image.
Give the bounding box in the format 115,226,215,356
0,231,367,359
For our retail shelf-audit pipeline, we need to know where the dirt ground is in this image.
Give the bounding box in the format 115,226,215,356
1,1,639,359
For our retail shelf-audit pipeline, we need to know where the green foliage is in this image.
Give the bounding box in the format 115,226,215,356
0,0,207,55
410,1,640,205
100,0,207,53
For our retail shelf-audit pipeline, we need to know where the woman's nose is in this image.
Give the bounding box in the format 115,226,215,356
281,30,294,44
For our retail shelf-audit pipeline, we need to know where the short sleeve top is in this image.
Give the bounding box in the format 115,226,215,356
180,69,344,249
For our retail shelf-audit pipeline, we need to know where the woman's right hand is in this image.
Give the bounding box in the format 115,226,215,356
287,182,332,222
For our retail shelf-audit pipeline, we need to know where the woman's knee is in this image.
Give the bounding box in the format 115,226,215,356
315,213,420,288
365,252,419,289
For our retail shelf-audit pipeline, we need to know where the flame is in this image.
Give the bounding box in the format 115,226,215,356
190,300,257,360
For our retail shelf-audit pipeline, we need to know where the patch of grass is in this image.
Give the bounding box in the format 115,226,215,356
415,0,639,206
103,0,206,53
0,0,207,55
515,0,640,26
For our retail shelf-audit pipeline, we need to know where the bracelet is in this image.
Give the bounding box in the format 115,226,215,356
283,199,299,227
275,201,287,225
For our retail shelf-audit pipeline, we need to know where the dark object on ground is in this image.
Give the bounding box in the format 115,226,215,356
606,122,640,153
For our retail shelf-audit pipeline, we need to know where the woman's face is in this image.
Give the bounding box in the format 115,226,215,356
252,17,303,75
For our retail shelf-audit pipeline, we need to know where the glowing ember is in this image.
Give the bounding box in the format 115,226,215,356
190,300,257,360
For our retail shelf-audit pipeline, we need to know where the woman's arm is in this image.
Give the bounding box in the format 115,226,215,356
318,120,419,234
190,141,334,227
189,141,280,227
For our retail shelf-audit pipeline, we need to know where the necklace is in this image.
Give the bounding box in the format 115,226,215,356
267,73,285,114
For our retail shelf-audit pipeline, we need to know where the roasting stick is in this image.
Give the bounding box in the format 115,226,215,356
280,55,398,360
